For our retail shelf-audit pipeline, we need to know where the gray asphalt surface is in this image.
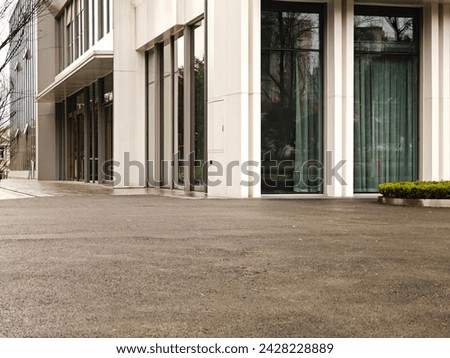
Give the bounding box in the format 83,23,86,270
0,195,449,337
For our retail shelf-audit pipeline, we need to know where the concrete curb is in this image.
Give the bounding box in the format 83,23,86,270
379,197,450,208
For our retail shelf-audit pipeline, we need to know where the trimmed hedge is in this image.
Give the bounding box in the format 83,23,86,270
379,181,450,200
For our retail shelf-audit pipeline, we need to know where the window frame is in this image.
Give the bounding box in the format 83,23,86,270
353,5,421,193
354,5,420,56
261,1,325,194
145,19,207,192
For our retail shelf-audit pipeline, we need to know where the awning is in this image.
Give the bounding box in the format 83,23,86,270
36,50,113,103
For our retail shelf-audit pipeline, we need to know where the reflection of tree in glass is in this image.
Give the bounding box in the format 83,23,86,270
175,57,205,185
262,12,319,49
354,16,413,42
194,57,205,159
261,12,321,162
194,57,205,184
176,65,184,184
384,17,413,41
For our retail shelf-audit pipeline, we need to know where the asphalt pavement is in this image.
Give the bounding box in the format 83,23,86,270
0,180,449,337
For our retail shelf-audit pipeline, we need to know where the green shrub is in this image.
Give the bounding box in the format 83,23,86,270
379,181,450,199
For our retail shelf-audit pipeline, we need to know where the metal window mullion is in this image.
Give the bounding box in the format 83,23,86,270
63,11,68,68
64,100,68,180
156,43,163,187
97,0,103,41
83,87,90,183
106,0,110,33
75,11,79,59
90,83,96,183
184,26,194,192
169,36,175,190
97,78,105,183
55,103,61,179
84,0,89,52
145,51,149,187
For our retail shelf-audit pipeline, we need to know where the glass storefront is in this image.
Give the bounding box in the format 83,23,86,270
261,1,324,194
56,74,113,183
354,7,419,192
146,20,206,192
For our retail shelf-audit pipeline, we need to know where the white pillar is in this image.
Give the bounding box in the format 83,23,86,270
439,4,450,180
342,0,354,196
325,0,354,197
36,103,56,180
421,3,440,181
113,0,146,188
248,0,261,198
207,0,258,198
36,8,57,180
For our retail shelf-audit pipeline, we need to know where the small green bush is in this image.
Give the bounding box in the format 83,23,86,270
379,181,450,199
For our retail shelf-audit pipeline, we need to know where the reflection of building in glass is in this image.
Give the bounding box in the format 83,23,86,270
34,0,114,183
355,26,385,51
261,10,322,194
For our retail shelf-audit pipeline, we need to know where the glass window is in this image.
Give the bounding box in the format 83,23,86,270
161,42,173,187
57,16,65,71
174,35,185,187
261,4,323,194
147,49,156,186
57,0,104,71
193,20,205,186
100,0,113,35
107,0,113,33
146,24,206,191
354,7,419,193
88,0,94,47
66,4,74,64
75,0,85,58
355,13,417,53
262,11,320,51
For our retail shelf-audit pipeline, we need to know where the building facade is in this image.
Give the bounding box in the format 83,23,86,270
0,126,9,179
35,0,450,198
36,0,113,183
8,2,37,178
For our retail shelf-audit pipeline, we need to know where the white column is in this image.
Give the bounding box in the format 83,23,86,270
440,4,450,180
342,0,354,196
207,0,256,198
422,3,440,181
325,0,354,197
113,0,146,188
248,0,261,198
36,103,56,180
36,8,57,180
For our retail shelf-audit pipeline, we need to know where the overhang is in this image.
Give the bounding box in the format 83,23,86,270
36,50,113,103
44,0,68,17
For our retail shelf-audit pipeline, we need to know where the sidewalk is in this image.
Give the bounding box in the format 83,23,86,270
0,179,209,201
0,178,113,200
0,191,449,337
